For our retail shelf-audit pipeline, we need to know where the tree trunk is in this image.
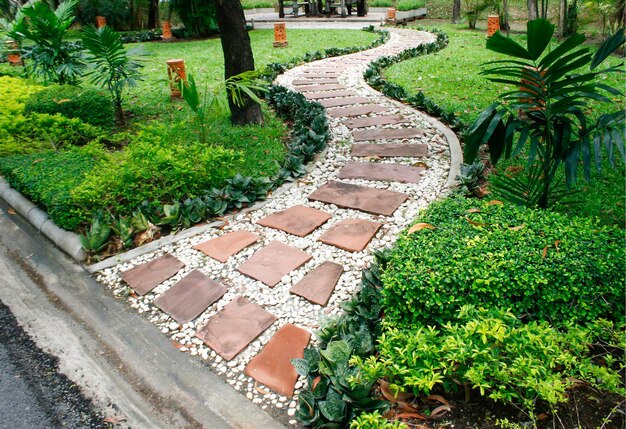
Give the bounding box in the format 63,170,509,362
147,0,160,29
527,0,538,19
501,0,510,33
558,0,567,38
214,0,263,126
452,0,461,23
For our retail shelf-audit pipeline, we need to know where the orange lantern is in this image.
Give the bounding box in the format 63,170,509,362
273,23,288,48
5,40,22,66
387,7,396,21
166,59,187,99
96,15,107,28
162,21,173,40
487,15,500,37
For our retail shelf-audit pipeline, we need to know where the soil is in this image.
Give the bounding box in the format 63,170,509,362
0,299,111,428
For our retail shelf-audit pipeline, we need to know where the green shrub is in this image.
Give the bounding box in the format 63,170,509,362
356,307,625,420
71,127,240,217
382,197,625,328
0,145,101,229
349,411,407,429
24,85,114,128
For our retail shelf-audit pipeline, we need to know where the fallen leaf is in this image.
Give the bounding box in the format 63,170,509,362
379,380,413,403
466,208,481,213
311,376,321,390
554,240,561,251
7,208,16,215
396,412,428,420
255,386,270,395
487,200,504,205
412,161,429,168
103,416,127,424
426,394,450,406
430,404,452,418
465,217,487,227
408,223,436,234
542,245,549,259
171,340,184,349
396,401,418,413
57,98,71,104
537,413,549,420
509,224,526,231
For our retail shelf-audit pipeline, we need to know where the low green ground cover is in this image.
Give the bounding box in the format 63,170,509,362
0,29,378,231
239,0,425,10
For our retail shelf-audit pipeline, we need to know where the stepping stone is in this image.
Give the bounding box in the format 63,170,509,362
307,67,346,72
352,128,424,142
351,143,428,158
297,84,345,92
290,261,344,306
121,253,184,296
309,181,409,216
244,324,310,397
195,296,276,361
338,162,424,184
154,269,226,324
193,230,260,263
326,105,391,118
308,181,408,216
300,72,341,78
318,97,370,108
237,241,312,287
257,205,331,237
292,78,339,85
304,90,357,100
318,219,382,252
342,114,409,129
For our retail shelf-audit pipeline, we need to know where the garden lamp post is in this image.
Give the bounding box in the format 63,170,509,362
273,23,288,47
166,59,186,98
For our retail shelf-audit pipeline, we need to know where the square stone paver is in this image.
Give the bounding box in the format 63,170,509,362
292,78,339,85
257,205,331,237
195,296,277,361
326,105,391,118
237,241,312,287
290,261,344,306
121,253,184,295
351,143,428,158
297,84,345,92
352,128,424,142
342,114,409,129
338,162,424,184
244,324,311,397
299,72,342,78
154,270,226,324
318,219,382,252
193,230,260,263
318,97,370,108
304,90,357,100
308,181,409,216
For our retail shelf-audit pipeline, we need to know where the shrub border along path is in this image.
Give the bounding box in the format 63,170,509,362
92,28,461,426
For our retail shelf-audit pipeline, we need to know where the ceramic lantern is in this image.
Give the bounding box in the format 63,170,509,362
167,59,187,99
273,23,288,48
487,15,500,37
162,21,173,40
96,15,107,28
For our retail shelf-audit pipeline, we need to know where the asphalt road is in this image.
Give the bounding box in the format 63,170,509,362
0,300,108,429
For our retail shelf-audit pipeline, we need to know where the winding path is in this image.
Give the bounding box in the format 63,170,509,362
95,28,459,425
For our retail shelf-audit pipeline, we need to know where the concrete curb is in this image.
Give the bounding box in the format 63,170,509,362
0,178,86,262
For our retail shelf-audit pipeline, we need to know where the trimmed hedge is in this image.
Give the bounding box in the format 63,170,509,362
24,85,114,128
381,197,626,328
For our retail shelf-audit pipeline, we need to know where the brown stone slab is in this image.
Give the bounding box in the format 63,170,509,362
290,261,344,306
244,324,311,397
351,143,428,158
352,128,425,142
121,253,184,296
257,205,331,237
237,241,312,287
326,105,391,118
297,84,345,92
342,114,409,129
338,162,424,184
318,97,370,108
318,219,382,252
292,78,339,85
299,72,341,78
193,230,260,263
196,296,277,361
304,90,357,100
308,181,408,216
154,269,226,324
305,67,347,72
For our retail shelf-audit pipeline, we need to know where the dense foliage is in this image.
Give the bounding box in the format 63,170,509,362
24,84,114,128
356,307,625,421
381,197,625,328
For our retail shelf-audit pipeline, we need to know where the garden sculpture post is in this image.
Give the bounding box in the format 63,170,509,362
162,21,173,40
273,23,288,47
5,40,22,66
386,7,396,23
96,15,107,28
487,15,500,36
167,59,186,99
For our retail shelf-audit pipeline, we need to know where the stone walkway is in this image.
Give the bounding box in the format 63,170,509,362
95,28,453,425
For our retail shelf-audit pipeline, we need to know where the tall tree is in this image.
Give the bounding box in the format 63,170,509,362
147,0,159,28
452,0,461,23
213,0,263,126
527,0,538,19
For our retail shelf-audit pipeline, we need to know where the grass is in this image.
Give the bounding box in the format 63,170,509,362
238,0,426,10
382,23,625,227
